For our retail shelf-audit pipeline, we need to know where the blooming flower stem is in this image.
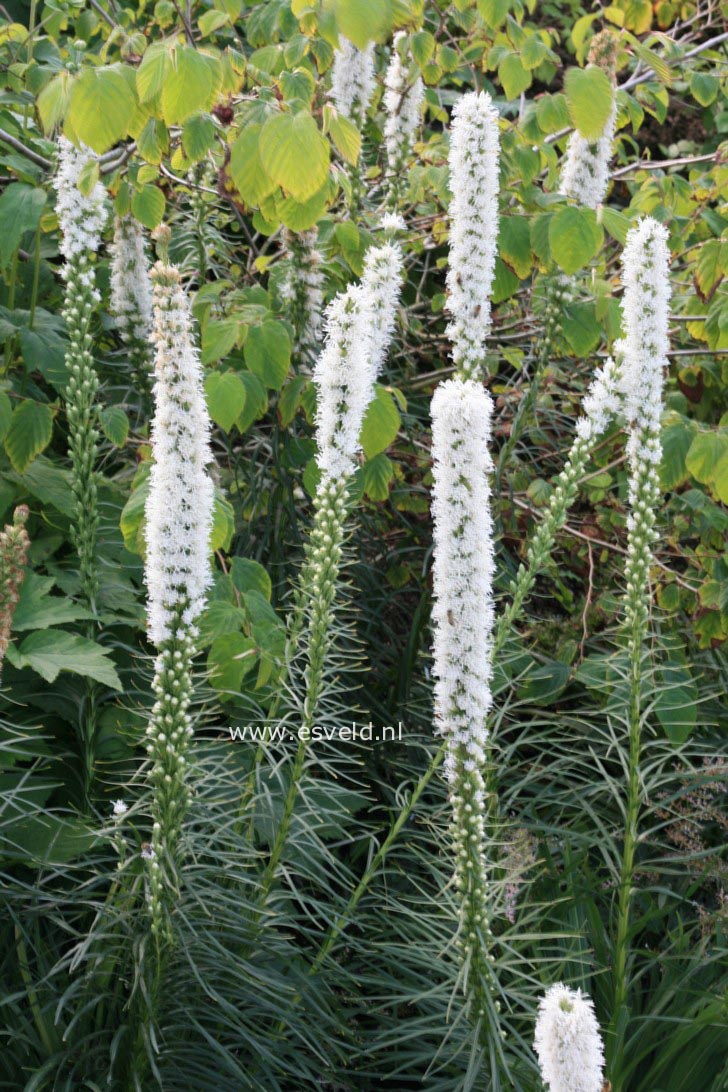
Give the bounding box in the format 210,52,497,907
142,235,215,934
0,505,30,676
383,32,424,210
330,37,375,213
609,219,670,1077
279,228,324,371
109,214,153,400
53,138,108,615
534,983,606,1092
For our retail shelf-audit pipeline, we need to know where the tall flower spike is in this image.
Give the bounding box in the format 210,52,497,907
109,214,154,388
279,229,325,369
559,32,619,209
534,984,606,1092
383,32,424,207
430,377,496,1015
263,246,404,894
445,92,500,380
330,36,376,129
612,216,670,1028
143,252,215,933
53,137,108,611
144,260,214,647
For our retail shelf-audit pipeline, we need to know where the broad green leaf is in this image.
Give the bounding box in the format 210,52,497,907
212,489,234,551
0,184,46,270
66,66,136,153
328,110,361,165
259,111,330,202
198,600,247,648
685,430,728,503
161,47,220,126
198,8,229,35
278,375,308,428
12,573,93,631
361,453,394,501
205,371,246,432
536,92,570,133
360,387,401,459
411,30,435,67
244,321,291,389
520,661,571,705
498,215,531,279
0,813,99,865
277,184,330,232
498,53,531,99
100,406,129,447
600,206,631,244
476,0,510,28
230,124,278,207
655,649,697,743
564,65,614,140
690,71,719,107
37,71,74,132
562,302,601,356
201,318,239,364
231,557,272,600
207,632,257,692
548,206,603,275
183,113,216,161
660,416,696,491
236,372,268,432
11,459,74,517
4,400,53,473
131,184,165,229
11,630,122,689
329,0,389,48
136,40,170,103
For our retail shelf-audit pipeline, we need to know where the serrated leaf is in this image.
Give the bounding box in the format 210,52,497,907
498,215,531,279
328,110,361,166
259,111,330,202
12,630,121,689
331,0,388,49
201,318,239,364
131,184,165,229
37,71,73,132
236,371,267,432
231,556,272,600
205,371,246,431
183,113,216,161
66,66,136,154
548,206,603,275
207,632,257,692
4,401,53,473
689,71,719,107
100,406,129,447
244,321,291,390
360,387,400,459
0,392,11,442
12,573,93,631
229,123,278,207
564,65,614,140
361,452,394,501
498,53,531,100
161,47,220,126
0,184,46,270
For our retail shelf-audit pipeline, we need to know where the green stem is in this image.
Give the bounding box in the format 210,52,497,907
15,924,59,1057
29,222,41,329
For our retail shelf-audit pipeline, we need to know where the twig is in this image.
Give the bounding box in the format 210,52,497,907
0,127,51,169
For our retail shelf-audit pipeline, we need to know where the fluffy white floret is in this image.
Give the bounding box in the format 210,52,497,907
534,984,606,1092
576,356,621,442
53,136,108,266
430,378,495,780
110,215,153,343
313,243,403,481
384,32,424,175
445,92,500,379
144,263,215,646
279,229,325,357
559,98,617,209
330,36,376,126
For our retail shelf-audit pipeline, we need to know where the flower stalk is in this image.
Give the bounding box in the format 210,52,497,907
610,218,670,1071
53,137,108,613
534,984,606,1092
559,31,619,209
330,36,376,211
279,228,325,370
383,32,424,209
0,505,30,676
109,213,153,396
142,234,215,934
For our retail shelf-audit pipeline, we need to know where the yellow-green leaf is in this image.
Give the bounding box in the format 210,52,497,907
259,110,330,202
66,66,136,154
564,65,614,140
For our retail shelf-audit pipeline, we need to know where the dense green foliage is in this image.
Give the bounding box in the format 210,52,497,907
0,0,726,1089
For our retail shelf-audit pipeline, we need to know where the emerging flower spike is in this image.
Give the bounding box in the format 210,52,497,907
313,242,403,482
383,32,424,205
144,261,215,647
534,984,606,1092
110,214,153,364
0,506,30,675
445,92,500,380
279,229,325,367
430,378,497,1017
330,36,376,130
53,137,109,610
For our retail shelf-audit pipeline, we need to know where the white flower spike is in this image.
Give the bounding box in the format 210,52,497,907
110,215,153,345
330,36,376,128
445,91,500,380
53,136,108,268
534,984,606,1092
144,261,215,646
383,32,424,182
